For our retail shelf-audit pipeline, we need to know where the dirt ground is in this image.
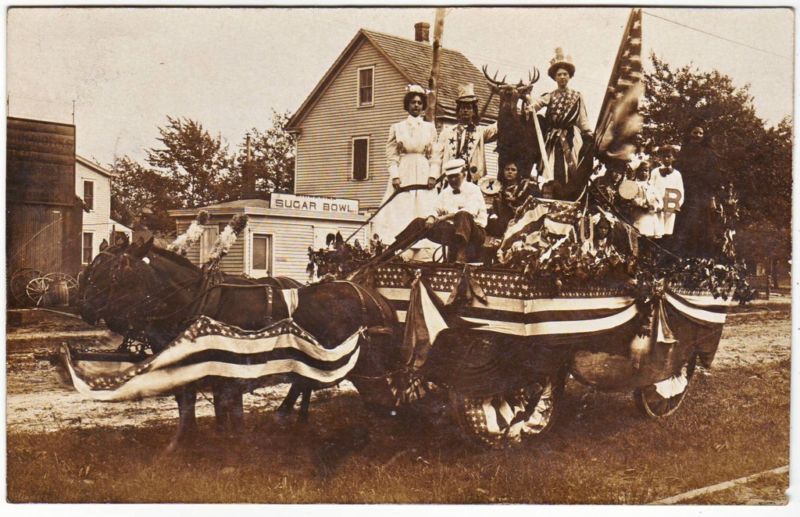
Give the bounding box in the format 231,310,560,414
6,308,790,435
5,306,792,504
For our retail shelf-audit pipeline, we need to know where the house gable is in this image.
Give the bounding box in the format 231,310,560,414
289,28,502,210
292,36,410,209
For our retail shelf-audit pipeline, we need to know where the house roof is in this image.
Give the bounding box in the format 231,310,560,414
286,28,500,130
76,155,115,178
202,199,271,210
168,197,366,223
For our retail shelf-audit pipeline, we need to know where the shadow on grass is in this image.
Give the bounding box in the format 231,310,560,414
7,358,790,504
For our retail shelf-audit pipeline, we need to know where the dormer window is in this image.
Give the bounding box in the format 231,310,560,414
357,66,374,107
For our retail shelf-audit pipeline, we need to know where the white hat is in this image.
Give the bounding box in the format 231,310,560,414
444,158,466,176
456,83,478,104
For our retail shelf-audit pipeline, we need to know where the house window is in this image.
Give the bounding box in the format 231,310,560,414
352,137,369,180
252,234,272,274
83,181,94,211
357,67,374,107
82,232,93,264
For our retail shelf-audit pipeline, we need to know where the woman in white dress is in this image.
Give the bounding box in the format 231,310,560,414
374,85,438,249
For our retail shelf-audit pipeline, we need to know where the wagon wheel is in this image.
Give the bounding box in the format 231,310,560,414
634,355,697,418
26,276,51,307
43,272,79,305
10,268,42,306
450,367,567,448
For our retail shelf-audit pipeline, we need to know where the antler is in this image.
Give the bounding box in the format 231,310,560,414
515,68,540,95
482,64,508,94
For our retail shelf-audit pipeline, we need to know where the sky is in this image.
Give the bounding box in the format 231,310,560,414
6,6,794,167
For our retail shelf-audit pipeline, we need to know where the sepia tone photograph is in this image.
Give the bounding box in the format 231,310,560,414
4,4,793,506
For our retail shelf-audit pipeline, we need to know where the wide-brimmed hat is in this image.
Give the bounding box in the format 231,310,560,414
444,158,467,176
456,83,478,104
547,47,575,80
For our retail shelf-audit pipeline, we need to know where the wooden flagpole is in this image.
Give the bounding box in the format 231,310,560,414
426,8,446,124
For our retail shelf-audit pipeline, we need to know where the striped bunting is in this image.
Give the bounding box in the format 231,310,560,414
380,284,637,338
665,291,732,325
452,382,557,447
500,198,581,252
378,275,731,340
61,316,362,402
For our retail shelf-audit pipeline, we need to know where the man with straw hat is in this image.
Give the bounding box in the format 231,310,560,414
525,48,593,194
376,158,488,263
430,83,498,183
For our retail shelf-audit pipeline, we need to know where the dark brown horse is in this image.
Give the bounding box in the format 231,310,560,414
78,237,400,450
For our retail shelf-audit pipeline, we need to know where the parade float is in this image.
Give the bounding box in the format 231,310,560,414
62,8,751,449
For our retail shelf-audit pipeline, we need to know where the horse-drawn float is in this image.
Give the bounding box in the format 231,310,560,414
363,257,733,447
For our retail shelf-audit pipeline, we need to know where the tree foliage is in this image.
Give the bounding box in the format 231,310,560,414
642,54,792,260
110,155,175,233
145,116,233,208
112,112,297,227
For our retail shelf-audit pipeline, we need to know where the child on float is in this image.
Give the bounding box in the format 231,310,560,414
629,159,663,238
648,145,684,246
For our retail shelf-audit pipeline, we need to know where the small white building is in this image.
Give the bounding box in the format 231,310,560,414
169,194,369,282
75,155,132,265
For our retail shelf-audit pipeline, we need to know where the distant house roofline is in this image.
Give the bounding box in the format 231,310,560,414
286,27,498,131
76,155,115,179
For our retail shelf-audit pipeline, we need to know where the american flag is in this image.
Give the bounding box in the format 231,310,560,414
595,8,644,162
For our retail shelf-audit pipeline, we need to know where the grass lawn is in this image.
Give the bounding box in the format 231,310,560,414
7,358,789,504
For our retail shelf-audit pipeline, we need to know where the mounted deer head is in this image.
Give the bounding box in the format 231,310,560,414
482,65,540,106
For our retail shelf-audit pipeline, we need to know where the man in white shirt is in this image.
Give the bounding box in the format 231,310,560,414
376,158,488,263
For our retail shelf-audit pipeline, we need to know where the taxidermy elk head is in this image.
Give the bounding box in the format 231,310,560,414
482,65,540,112
482,66,542,178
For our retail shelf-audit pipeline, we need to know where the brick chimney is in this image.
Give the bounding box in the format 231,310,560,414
414,22,430,43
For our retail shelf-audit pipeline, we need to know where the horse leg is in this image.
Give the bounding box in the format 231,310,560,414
213,384,231,432
298,385,312,422
166,388,197,453
276,383,303,419
229,389,245,432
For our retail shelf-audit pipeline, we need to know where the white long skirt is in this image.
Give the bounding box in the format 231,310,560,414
373,153,437,249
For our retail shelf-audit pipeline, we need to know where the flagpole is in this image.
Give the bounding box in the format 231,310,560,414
426,8,446,123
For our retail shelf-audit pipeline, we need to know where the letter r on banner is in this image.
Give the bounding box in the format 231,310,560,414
663,188,682,213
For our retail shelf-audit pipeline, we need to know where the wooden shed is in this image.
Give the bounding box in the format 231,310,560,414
6,117,83,286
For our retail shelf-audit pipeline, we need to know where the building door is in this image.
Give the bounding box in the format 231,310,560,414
250,233,273,278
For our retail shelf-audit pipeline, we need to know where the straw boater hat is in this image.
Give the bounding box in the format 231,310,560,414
456,83,478,105
547,47,575,79
444,158,467,176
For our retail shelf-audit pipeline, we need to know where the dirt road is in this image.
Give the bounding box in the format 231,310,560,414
6,309,791,434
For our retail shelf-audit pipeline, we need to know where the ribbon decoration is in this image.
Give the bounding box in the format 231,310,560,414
446,265,488,307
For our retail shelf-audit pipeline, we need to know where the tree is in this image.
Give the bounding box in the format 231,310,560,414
225,110,296,199
146,116,233,208
110,155,176,233
642,54,792,266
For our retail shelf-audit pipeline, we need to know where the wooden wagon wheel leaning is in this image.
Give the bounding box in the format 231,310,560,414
25,276,51,307
634,354,697,418
450,367,568,448
10,268,43,306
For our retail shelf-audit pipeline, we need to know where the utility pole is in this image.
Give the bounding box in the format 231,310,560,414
72,100,76,124
426,8,446,124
